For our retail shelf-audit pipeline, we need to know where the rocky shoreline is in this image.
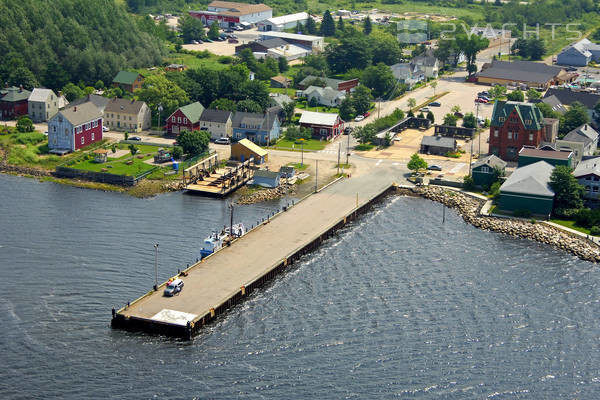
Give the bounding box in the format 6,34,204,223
237,183,296,205
397,185,600,263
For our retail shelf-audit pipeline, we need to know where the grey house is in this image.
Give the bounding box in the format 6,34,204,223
28,88,59,122
557,38,600,66
498,161,555,216
390,63,425,89
563,124,599,156
420,135,457,155
574,156,600,200
301,85,346,107
253,169,281,188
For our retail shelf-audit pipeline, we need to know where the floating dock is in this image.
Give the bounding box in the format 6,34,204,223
182,154,253,197
112,172,396,339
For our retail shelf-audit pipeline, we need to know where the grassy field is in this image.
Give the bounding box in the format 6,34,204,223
67,144,163,176
272,138,326,151
287,162,309,170
269,87,296,96
550,219,593,235
296,99,340,114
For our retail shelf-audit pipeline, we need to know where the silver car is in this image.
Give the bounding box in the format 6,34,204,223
164,279,184,297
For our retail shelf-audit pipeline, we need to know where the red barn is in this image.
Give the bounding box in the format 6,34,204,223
299,111,344,141
166,102,205,135
0,86,31,120
489,101,545,161
47,102,103,154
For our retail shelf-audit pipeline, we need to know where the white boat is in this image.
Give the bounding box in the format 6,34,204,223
199,223,246,259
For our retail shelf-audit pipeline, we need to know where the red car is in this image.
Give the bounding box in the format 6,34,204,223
475,98,488,103
363,111,370,117
228,38,239,43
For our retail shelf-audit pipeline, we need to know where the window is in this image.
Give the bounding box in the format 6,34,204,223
58,116,63,123
499,117,505,122
595,176,600,182
91,132,94,140
586,186,591,192
481,166,490,173
85,123,90,130
129,116,132,121
494,130,498,138
178,117,181,123
53,126,56,132
117,115,120,120
514,132,518,140
586,176,592,181
81,137,84,145
525,119,532,125
65,128,68,136
508,132,512,139
529,133,533,141
183,118,187,124
594,186,599,193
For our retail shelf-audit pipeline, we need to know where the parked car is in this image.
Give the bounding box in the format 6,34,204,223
234,26,243,31
129,136,142,141
566,66,578,72
215,137,231,145
224,28,234,33
354,115,365,122
217,36,225,41
164,278,184,297
363,111,370,117
190,40,199,44
478,95,491,101
419,107,430,112
228,38,239,43
454,112,464,118
204,38,213,43
429,101,441,107
344,126,353,135
477,91,489,97
102,126,109,132
427,165,442,171
475,98,488,104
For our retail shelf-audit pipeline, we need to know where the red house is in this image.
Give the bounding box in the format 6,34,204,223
47,102,103,154
489,101,545,161
0,86,31,120
298,111,344,141
166,102,205,135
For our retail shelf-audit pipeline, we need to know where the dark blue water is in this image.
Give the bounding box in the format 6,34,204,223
1,174,599,399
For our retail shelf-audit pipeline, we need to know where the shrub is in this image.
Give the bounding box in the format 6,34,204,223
590,226,600,236
218,56,233,64
463,175,475,190
172,146,183,160
14,132,46,145
489,181,501,199
514,209,532,218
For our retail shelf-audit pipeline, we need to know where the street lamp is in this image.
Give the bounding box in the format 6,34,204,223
153,243,159,291
157,104,163,134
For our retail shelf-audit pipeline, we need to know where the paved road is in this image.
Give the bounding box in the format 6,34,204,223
119,167,399,324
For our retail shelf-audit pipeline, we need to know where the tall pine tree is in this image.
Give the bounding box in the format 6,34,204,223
337,16,345,32
363,16,372,35
305,16,317,35
320,10,336,37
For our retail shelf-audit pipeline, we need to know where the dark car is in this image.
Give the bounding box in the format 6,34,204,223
224,28,234,33
228,38,239,43
129,136,142,141
427,165,442,171
344,126,353,135
478,91,490,97
566,66,578,72
429,101,441,107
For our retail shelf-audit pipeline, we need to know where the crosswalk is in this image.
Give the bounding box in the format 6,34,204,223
317,149,347,155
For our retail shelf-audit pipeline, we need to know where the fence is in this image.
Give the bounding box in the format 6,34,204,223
429,178,464,188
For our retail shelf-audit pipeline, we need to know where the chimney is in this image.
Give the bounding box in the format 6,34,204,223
19,84,23,92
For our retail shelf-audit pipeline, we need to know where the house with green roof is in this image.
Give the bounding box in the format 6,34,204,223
498,161,555,216
111,71,144,92
0,86,31,119
166,102,206,135
488,100,545,161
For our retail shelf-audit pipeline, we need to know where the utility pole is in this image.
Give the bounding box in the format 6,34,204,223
157,103,163,134
346,128,350,165
337,142,341,175
469,131,474,176
229,202,234,238
153,243,159,290
378,98,381,119
314,159,318,193
301,141,304,167
476,100,481,156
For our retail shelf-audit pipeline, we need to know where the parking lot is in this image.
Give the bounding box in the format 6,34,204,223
182,27,261,56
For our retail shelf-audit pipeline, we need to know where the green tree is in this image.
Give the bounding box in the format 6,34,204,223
236,99,262,113
462,112,477,128
208,21,220,40
549,165,585,212
16,116,34,133
536,102,559,119
308,96,319,108
179,15,205,43
278,57,289,73
451,105,461,114
285,126,311,141
209,98,237,111
430,81,438,96
295,21,304,33
456,33,489,76
172,146,183,160
238,48,257,72
351,85,373,115
129,143,138,156
337,16,345,33
305,16,317,35
9,66,40,90
443,113,458,126
352,125,376,144
361,63,395,98
435,38,459,67
426,111,435,123
363,16,372,35
527,88,542,101
339,97,355,121
176,130,210,156
407,153,427,172
407,98,417,110
95,80,105,90
369,32,403,65
282,101,296,123
559,101,590,137
62,83,84,102
326,34,371,73
320,10,336,37
489,85,507,100
137,75,189,125
506,89,525,102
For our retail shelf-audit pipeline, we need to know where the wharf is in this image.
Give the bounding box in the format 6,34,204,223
182,154,253,197
112,172,396,338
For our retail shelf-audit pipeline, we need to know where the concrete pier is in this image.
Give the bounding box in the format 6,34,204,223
112,172,396,338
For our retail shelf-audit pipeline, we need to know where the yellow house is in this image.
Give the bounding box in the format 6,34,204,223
104,98,152,132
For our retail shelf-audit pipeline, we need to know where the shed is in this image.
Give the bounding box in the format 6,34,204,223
471,154,507,188
279,165,295,178
498,161,555,216
253,169,281,188
94,149,108,163
230,138,268,164
420,135,457,155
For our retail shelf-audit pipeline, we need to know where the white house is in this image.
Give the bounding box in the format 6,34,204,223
301,86,346,107
28,88,59,122
257,12,309,32
574,156,600,200
199,109,233,140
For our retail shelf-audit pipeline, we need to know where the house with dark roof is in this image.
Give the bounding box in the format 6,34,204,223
166,102,205,135
539,95,567,114
476,60,573,89
0,86,31,119
573,156,600,200
562,124,598,156
543,88,600,124
232,111,280,145
112,71,144,92
517,146,573,168
420,135,457,155
498,161,555,216
471,154,507,188
189,1,272,28
489,101,546,161
390,63,425,89
270,75,291,88
297,75,359,93
198,109,233,140
104,98,151,132
557,38,600,67
47,102,103,154
410,55,439,79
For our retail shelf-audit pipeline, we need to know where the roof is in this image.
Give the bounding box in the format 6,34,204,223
66,94,110,112
260,31,323,42
472,154,507,170
232,111,277,131
303,86,345,102
234,138,268,157
500,161,555,197
207,1,271,15
256,38,289,49
254,169,280,179
264,12,308,26
269,93,293,108
299,111,340,126
270,75,291,84
490,101,544,130
420,135,456,149
518,146,573,160
299,75,342,89
544,88,600,109
574,156,600,177
541,95,567,114
112,71,141,85
279,166,295,174
166,64,186,69
411,55,438,67
104,98,146,114
477,60,564,85
560,38,600,58
199,108,232,123
28,88,55,103
0,86,31,103
176,102,205,123
54,102,102,126
563,124,599,146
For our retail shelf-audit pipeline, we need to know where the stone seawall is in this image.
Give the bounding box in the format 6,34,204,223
397,186,600,263
0,163,52,177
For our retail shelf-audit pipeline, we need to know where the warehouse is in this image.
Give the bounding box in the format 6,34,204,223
257,12,309,32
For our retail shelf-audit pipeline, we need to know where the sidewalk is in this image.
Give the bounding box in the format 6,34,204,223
542,221,600,246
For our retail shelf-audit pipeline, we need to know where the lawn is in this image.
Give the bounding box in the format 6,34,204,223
269,87,296,96
296,99,339,114
550,219,593,235
354,143,375,151
287,162,309,170
70,157,156,176
272,138,326,151
136,51,235,75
